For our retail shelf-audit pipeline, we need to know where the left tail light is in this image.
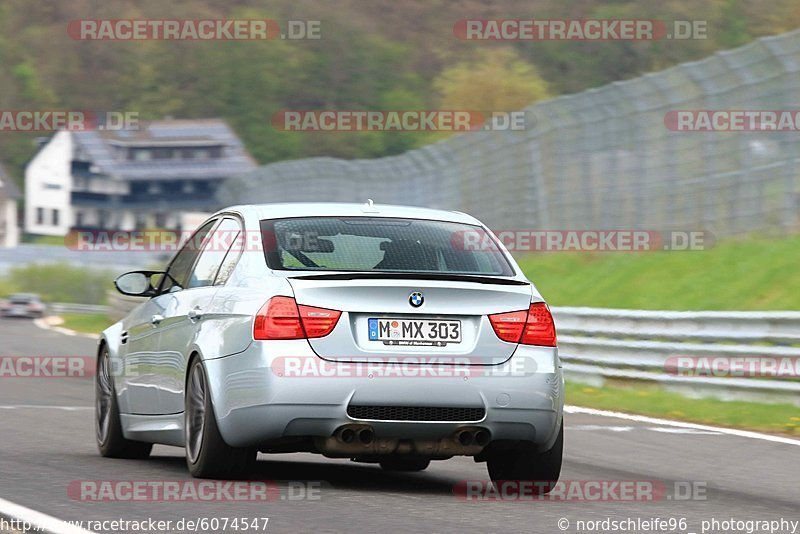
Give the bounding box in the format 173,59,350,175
254,296,341,340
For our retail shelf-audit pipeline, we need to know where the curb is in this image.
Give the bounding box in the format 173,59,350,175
33,317,100,340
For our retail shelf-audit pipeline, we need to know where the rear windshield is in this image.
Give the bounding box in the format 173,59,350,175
260,217,515,276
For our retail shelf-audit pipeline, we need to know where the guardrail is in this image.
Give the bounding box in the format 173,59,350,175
52,299,800,406
552,307,800,407
48,303,110,315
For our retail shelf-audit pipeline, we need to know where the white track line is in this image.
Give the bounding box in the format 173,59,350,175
0,497,94,534
565,405,800,447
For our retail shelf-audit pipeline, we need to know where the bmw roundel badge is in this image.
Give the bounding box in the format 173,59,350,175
409,292,424,307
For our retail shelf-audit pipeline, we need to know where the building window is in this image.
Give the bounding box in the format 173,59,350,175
52,209,60,226
132,149,152,161
75,212,84,228
36,208,44,225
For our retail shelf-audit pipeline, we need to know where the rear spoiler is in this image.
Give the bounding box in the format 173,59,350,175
288,272,530,286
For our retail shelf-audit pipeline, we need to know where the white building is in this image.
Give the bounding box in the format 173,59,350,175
25,119,256,236
0,164,21,248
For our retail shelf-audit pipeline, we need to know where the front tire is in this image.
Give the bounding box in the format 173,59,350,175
486,420,563,494
96,348,153,459
185,358,256,479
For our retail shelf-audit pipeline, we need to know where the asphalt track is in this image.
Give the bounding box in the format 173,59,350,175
0,318,798,533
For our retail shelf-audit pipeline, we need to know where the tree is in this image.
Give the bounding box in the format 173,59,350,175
433,47,551,112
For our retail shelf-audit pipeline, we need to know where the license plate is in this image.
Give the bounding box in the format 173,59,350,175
368,318,461,346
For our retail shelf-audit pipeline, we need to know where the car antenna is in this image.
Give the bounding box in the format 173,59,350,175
361,198,379,213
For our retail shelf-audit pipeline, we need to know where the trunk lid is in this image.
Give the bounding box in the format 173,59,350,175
287,274,532,365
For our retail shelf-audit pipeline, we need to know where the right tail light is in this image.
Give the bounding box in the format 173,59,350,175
489,302,557,347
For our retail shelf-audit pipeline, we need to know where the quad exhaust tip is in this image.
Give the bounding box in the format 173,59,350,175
336,426,375,445
358,428,374,444
339,428,357,444
335,426,489,448
457,430,474,446
456,428,491,447
474,429,490,446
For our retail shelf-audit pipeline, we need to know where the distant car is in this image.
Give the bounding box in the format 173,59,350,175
0,293,46,318
96,203,564,488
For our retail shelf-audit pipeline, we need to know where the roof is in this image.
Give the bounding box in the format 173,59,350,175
218,202,482,226
0,163,21,200
71,119,257,181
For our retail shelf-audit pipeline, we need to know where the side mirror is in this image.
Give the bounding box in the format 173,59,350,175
114,271,170,297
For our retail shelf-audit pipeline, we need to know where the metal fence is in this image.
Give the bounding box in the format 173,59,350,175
222,29,800,237
554,307,800,407
0,244,169,275
48,302,110,315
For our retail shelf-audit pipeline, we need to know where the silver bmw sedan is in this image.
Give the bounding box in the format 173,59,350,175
96,202,563,489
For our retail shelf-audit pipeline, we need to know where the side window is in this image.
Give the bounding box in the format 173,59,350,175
214,225,244,286
187,218,241,289
162,220,217,291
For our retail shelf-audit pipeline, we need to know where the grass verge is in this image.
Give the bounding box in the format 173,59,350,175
566,381,800,435
517,234,800,310
58,313,113,335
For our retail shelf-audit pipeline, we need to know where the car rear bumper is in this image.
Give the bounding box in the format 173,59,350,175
1,310,40,318
204,341,564,452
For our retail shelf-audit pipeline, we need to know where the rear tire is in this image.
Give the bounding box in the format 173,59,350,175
185,357,256,479
379,456,431,472
96,348,153,459
486,420,563,494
